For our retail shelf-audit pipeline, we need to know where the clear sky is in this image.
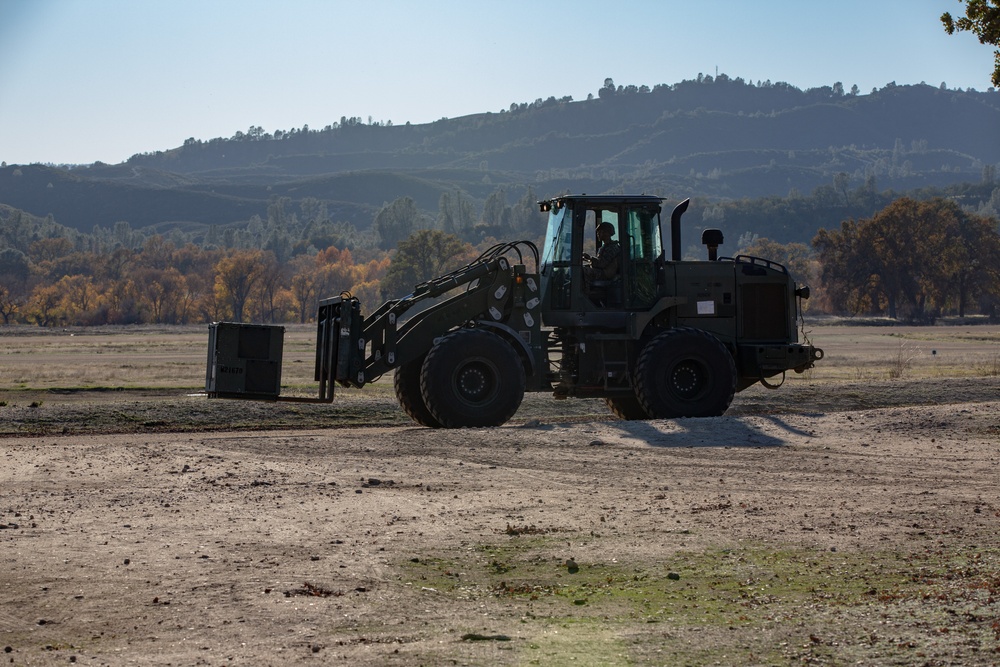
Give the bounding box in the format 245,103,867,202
0,0,995,166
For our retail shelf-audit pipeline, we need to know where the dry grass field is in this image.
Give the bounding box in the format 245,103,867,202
2,320,999,429
1,320,999,396
3,320,1000,391
1,321,999,665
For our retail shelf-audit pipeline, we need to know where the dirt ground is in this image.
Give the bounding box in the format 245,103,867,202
1,325,1000,665
1,399,999,665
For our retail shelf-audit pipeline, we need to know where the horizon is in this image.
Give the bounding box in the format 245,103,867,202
4,78,995,170
1,0,996,166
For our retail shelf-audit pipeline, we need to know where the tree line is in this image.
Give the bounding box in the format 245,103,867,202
0,185,546,327
1,192,999,326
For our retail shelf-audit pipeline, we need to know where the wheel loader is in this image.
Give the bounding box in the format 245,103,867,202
205,194,823,427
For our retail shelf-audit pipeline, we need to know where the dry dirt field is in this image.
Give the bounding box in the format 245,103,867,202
1,322,999,666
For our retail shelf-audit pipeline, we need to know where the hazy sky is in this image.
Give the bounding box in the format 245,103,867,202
0,0,995,166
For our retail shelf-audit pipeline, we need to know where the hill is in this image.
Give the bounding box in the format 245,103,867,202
1,76,998,245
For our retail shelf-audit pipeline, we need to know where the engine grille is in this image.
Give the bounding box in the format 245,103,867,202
741,284,787,340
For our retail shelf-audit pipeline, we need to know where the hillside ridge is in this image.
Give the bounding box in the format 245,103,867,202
1,78,997,242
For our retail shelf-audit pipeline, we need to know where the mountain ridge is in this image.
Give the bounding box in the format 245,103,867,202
1,78,997,242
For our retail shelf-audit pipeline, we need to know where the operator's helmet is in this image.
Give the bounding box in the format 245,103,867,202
596,221,616,237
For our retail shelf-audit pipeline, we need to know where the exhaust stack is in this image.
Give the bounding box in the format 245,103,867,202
670,198,690,261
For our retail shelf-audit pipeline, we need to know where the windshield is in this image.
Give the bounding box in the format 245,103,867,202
540,204,571,275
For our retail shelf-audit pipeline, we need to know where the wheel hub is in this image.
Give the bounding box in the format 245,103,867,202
455,361,498,405
670,362,704,399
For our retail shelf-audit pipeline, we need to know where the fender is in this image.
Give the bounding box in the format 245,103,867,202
475,320,537,377
628,296,687,338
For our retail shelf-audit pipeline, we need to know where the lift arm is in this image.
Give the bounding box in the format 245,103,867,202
206,242,540,404
340,244,539,387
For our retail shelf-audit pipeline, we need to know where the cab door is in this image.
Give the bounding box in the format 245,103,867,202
622,203,663,310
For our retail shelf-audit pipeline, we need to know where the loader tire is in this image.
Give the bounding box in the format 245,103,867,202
635,327,736,419
605,394,649,420
420,328,525,428
394,354,442,427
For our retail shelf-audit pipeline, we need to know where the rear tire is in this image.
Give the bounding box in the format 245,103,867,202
635,327,736,418
420,328,525,428
394,354,442,427
605,394,649,420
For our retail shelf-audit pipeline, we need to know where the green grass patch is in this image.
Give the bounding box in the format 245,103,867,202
399,540,1000,665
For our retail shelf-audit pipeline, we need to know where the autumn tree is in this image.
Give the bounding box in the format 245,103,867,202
358,255,391,287
133,267,188,323
939,203,1000,316
98,246,135,283
58,275,103,324
100,276,141,324
26,283,63,327
0,248,31,324
814,198,1000,319
344,255,391,315
213,249,271,322
813,219,878,314
172,243,221,323
312,246,359,298
28,237,73,264
348,280,382,314
196,283,227,324
942,0,1000,86
0,279,30,324
140,235,175,270
37,251,100,283
820,200,944,318
287,254,320,323
248,251,285,323
287,246,367,321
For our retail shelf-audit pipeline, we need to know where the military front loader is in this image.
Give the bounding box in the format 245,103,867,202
205,194,823,427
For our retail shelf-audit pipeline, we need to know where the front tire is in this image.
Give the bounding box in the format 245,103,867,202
635,327,736,418
420,328,525,428
394,354,442,427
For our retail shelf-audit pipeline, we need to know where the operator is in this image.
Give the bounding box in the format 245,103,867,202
583,221,621,281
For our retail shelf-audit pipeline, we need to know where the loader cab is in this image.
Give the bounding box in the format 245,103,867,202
539,195,664,321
